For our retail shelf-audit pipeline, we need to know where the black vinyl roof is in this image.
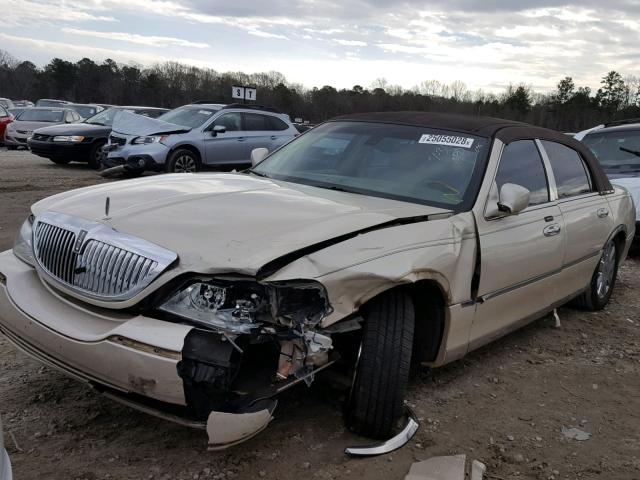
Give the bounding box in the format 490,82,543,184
336,111,525,137
334,111,613,193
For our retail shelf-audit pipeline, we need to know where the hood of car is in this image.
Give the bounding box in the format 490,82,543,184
610,176,640,221
32,173,448,276
111,110,189,136
10,120,63,132
33,123,110,136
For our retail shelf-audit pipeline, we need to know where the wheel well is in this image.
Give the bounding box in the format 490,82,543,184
361,281,446,364
170,144,201,162
613,229,627,261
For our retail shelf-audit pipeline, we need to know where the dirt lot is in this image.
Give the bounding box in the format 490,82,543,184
0,150,639,480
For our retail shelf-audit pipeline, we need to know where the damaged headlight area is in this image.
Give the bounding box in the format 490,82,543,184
160,278,340,423
158,278,332,334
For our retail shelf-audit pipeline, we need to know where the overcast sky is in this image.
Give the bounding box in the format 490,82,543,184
1,0,639,92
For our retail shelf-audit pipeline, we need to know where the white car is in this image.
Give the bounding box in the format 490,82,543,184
0,417,12,480
577,120,640,246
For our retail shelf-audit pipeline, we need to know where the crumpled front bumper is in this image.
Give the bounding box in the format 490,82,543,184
0,250,275,448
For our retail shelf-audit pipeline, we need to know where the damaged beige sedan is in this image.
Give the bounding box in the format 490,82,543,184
0,112,636,448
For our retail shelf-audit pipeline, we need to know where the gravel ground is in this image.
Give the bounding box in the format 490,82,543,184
0,150,639,480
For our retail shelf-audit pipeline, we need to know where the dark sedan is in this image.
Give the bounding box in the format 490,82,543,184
28,106,168,168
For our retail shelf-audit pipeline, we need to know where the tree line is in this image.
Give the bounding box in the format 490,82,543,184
1,49,639,131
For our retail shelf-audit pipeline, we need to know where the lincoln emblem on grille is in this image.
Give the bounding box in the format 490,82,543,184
73,230,87,253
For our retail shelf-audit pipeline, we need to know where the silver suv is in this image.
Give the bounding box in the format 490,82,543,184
104,103,298,173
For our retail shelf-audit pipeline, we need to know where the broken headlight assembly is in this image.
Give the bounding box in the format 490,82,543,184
13,214,35,266
158,279,332,334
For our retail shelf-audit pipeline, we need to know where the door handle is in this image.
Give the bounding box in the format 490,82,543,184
543,224,561,237
270,135,277,140
597,208,609,218
237,137,246,142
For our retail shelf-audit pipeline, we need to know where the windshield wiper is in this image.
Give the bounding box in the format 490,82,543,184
619,146,640,158
248,170,270,178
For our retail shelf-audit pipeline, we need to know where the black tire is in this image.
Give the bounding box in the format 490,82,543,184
347,290,415,439
7,145,17,151
572,238,619,311
165,148,200,173
49,157,71,165
88,140,106,170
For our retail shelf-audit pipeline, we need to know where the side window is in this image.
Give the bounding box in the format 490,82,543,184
495,140,549,206
212,113,241,131
0,106,7,117
243,113,270,131
266,116,289,131
65,111,73,122
542,141,592,198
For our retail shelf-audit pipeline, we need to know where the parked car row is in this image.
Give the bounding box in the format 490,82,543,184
29,106,167,168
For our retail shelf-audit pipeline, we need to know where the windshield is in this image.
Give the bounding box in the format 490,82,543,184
252,121,490,209
71,105,97,118
85,108,122,126
16,109,65,122
583,130,640,172
158,106,219,128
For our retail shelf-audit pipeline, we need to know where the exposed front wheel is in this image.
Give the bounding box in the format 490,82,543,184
572,238,619,311
346,290,415,439
166,149,200,173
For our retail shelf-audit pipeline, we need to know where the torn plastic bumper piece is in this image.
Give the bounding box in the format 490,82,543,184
207,399,277,450
345,406,420,457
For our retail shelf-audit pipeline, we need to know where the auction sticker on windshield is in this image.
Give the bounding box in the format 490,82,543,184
419,134,474,148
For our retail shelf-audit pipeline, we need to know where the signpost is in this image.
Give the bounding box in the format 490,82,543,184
231,85,257,102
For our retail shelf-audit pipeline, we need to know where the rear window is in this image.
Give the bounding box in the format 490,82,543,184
71,105,97,118
158,106,220,128
582,130,640,171
542,141,592,198
16,109,65,122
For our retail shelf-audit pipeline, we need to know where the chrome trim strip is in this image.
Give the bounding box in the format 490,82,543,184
345,407,420,457
32,212,177,302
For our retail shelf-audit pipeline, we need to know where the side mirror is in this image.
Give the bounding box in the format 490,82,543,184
497,183,530,215
251,147,269,166
211,125,226,136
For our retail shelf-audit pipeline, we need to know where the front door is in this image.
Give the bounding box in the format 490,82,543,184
203,112,247,165
470,140,566,348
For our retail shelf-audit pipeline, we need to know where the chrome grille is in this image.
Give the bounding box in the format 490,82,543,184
32,212,177,302
32,133,50,141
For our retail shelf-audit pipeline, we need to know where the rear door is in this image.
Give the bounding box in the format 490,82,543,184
539,140,613,290
242,113,277,156
470,140,565,347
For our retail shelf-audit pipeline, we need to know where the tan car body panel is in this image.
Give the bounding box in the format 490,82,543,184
0,136,635,423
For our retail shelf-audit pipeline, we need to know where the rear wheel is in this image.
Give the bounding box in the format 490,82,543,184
572,238,618,311
166,149,200,173
346,290,415,439
88,140,106,169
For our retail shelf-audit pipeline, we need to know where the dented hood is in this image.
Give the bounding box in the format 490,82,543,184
32,173,449,275
111,110,189,136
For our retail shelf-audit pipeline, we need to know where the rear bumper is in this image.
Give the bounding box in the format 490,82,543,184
0,249,190,406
